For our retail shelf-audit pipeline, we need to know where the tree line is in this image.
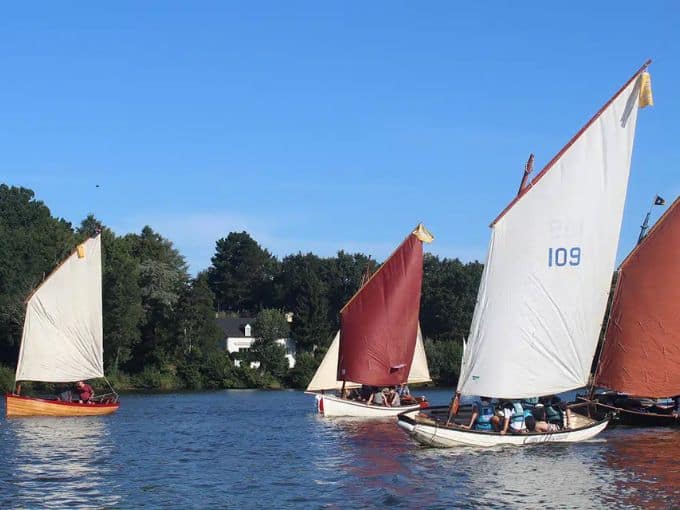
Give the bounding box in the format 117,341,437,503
0,184,483,392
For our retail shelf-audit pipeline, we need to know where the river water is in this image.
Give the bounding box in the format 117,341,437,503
1,388,678,509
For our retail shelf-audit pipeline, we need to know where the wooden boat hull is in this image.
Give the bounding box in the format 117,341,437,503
5,394,119,418
397,406,609,448
311,393,425,418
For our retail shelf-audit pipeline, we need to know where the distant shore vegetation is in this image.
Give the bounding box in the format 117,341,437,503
0,184,482,393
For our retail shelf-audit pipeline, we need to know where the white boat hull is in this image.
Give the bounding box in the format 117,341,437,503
397,407,609,447
312,393,424,418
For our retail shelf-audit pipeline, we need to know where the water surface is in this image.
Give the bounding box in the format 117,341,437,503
1,389,678,509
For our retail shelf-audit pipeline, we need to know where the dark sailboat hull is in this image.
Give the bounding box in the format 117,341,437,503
576,397,679,427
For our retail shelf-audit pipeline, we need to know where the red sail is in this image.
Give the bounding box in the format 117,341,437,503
595,197,680,397
337,231,424,386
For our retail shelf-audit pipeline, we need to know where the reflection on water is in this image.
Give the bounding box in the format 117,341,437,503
2,390,679,509
598,428,680,509
312,418,412,505
3,416,120,508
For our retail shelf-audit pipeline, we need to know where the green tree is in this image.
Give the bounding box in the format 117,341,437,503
126,226,189,372
251,309,289,380
291,267,330,353
424,338,464,386
286,351,319,389
273,253,332,353
322,251,375,330
177,272,223,355
208,232,278,315
420,254,483,341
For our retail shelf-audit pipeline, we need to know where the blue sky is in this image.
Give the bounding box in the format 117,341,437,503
2,2,679,273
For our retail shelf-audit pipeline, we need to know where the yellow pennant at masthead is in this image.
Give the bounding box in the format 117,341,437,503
639,71,653,108
412,223,434,243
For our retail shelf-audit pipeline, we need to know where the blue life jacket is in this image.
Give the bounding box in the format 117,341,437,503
474,400,495,431
510,403,525,428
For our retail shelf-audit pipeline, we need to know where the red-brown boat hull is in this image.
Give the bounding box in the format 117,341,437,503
5,394,119,417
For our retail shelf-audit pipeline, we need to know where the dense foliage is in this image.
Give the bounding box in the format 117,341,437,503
0,184,483,391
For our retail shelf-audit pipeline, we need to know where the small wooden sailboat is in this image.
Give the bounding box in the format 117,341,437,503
306,224,434,418
5,234,120,417
582,196,680,427
398,62,654,447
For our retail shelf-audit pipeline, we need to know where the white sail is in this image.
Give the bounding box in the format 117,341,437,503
306,332,359,392
406,325,431,384
306,325,431,391
15,236,104,382
457,72,645,399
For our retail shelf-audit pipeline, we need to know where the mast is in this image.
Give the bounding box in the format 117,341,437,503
517,154,534,196
638,195,666,244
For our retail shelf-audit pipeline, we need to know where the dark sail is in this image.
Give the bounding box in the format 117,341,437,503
595,197,680,397
337,228,427,386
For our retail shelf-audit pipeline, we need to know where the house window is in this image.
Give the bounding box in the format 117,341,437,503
244,324,252,337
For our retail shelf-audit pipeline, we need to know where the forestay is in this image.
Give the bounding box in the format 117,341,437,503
15,236,104,382
458,70,647,399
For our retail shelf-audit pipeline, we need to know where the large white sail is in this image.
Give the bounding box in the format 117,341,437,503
15,235,104,382
306,326,431,392
457,71,646,399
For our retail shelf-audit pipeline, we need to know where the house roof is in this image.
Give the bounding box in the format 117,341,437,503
216,317,255,338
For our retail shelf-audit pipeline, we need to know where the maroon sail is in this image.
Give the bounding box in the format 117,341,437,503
337,228,427,386
595,197,680,397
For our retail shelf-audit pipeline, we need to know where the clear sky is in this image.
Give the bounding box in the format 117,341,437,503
2,2,679,273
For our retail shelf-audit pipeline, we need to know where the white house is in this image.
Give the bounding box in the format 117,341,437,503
215,315,296,369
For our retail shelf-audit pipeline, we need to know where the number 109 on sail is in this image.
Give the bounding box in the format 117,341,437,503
548,247,581,267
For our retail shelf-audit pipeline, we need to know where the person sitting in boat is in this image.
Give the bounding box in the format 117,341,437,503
540,395,565,428
359,385,373,402
388,387,401,407
347,388,362,401
76,380,94,404
398,383,418,405
499,401,528,434
463,397,498,431
525,413,560,433
398,383,410,398
56,384,73,402
526,407,573,432
367,387,390,407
